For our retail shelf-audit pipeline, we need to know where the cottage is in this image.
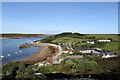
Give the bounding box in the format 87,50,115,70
63,50,74,54
34,73,43,75
80,49,93,53
98,40,111,42
79,49,118,58
86,41,95,44
79,49,103,54
36,61,50,66
35,58,53,66
102,53,118,58
53,58,64,64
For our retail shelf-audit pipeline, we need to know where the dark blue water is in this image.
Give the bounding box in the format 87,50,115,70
1,37,46,64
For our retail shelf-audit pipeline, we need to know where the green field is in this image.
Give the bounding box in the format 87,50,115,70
85,34,118,41
51,37,90,43
102,42,120,55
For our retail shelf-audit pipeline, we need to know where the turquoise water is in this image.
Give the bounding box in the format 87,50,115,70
1,37,46,64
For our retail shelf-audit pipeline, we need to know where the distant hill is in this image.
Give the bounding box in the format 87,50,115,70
0,33,50,39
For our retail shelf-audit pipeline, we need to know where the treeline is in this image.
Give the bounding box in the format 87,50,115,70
55,32,85,37
55,32,97,39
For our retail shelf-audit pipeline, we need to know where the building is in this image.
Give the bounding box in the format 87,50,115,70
86,41,95,44
79,48,118,58
98,40,111,42
35,58,53,66
79,49,103,53
34,73,43,75
63,50,74,54
80,49,93,53
102,53,118,58
79,49,105,56
35,61,50,66
53,58,64,64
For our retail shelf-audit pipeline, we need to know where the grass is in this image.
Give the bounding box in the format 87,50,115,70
58,53,82,57
102,42,120,56
85,34,118,41
51,37,90,43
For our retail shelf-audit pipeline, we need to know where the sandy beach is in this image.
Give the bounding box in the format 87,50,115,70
0,37,6,39
19,43,63,64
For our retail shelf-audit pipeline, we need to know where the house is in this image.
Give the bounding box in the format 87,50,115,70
94,48,102,51
82,53,92,55
63,50,74,54
40,61,50,66
80,49,93,53
86,41,95,44
53,58,64,64
35,58,53,66
102,53,118,58
35,61,50,66
79,49,118,58
45,58,53,63
93,53,103,57
79,49,102,53
34,73,43,75
98,40,111,42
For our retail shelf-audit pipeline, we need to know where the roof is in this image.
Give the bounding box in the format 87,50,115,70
80,49,104,54
86,41,94,42
45,58,53,63
63,50,74,52
93,49,103,53
80,49,94,51
82,53,92,55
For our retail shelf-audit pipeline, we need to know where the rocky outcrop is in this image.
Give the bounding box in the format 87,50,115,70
19,40,41,49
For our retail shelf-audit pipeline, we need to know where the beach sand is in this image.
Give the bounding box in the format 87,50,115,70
19,43,62,64
0,37,6,39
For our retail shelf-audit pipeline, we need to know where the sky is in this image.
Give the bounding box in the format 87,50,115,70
2,2,118,34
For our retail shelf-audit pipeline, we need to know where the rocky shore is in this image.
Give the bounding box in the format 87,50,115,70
19,40,41,49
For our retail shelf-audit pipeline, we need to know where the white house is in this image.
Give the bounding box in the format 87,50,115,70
80,49,93,53
86,41,95,44
98,40,111,42
63,50,74,54
35,61,51,66
102,54,118,58
53,58,64,64
34,73,43,75
79,49,103,54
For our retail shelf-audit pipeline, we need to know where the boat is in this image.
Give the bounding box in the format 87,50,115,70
19,51,22,52
7,54,11,56
15,52,18,54
0,56,4,58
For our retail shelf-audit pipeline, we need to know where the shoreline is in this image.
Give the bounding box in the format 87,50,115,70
0,37,6,39
0,37,44,39
18,43,63,64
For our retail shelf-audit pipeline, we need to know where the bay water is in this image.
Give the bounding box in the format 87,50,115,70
0,37,46,64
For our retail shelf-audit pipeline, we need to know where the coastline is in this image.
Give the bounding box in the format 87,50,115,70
0,37,6,39
18,43,63,64
0,37,42,39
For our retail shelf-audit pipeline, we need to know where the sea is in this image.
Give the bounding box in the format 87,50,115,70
0,37,46,64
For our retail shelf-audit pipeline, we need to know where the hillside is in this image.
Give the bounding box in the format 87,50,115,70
85,34,119,41
0,33,50,39
41,32,120,55
51,37,90,43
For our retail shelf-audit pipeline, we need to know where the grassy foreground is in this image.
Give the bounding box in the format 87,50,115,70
2,32,120,79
